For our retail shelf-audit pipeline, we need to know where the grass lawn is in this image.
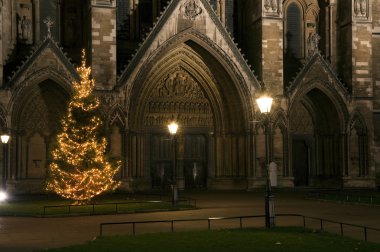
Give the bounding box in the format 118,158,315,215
40,227,380,252
0,193,194,217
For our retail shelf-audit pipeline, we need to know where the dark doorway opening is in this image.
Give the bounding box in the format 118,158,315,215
184,134,207,189
292,137,312,186
150,134,208,190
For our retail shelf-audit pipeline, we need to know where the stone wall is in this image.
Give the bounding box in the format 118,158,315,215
91,1,117,89
372,0,380,185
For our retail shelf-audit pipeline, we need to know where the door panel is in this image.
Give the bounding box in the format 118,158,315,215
184,135,207,189
150,134,173,189
293,139,310,186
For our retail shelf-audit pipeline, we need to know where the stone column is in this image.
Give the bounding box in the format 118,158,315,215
90,0,117,89
261,0,283,96
0,1,3,87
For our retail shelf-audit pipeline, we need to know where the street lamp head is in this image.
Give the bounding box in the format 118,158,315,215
256,95,273,114
168,122,178,135
0,134,10,144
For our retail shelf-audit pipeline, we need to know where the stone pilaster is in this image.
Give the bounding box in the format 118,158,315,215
352,0,372,98
91,0,117,89
0,0,3,87
372,0,380,185
241,0,283,96
349,0,376,186
373,0,380,109
261,0,283,96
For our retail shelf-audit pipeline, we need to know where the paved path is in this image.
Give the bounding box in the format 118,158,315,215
1,191,380,251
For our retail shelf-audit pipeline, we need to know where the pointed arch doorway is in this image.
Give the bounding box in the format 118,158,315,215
290,88,343,187
127,37,252,191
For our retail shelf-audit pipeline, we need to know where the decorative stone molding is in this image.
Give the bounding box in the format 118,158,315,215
352,0,371,22
182,0,202,21
91,0,115,7
262,0,282,18
144,67,213,128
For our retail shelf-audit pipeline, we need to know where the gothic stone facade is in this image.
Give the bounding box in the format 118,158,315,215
0,0,379,193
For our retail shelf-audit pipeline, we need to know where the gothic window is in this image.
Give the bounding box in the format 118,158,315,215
284,1,304,85
60,0,87,64
349,116,368,177
117,0,130,32
285,2,302,58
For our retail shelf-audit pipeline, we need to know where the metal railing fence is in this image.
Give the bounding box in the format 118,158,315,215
99,213,380,243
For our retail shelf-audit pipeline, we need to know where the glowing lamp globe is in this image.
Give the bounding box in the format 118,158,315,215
0,191,7,202
256,96,273,114
168,122,178,135
0,134,10,144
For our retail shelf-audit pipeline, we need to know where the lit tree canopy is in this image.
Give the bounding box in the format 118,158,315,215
46,50,121,203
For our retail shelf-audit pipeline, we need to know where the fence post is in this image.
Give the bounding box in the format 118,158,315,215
340,223,343,236
171,220,174,232
116,203,118,214
364,227,367,241
320,219,323,231
239,217,243,229
303,216,306,230
133,223,136,236
100,224,103,237
208,219,211,230
92,204,95,214
68,205,71,214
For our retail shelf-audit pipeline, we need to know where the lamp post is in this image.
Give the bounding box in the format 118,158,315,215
256,95,276,228
168,122,178,205
1,133,10,191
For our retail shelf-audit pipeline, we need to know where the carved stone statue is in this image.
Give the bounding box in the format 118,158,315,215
21,15,31,40
307,32,320,57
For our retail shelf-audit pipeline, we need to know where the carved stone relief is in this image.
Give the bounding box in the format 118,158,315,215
263,0,281,18
144,68,213,127
290,103,314,134
16,1,33,44
20,93,63,132
353,0,370,21
182,0,202,21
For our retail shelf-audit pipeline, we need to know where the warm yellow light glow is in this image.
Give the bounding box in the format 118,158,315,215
0,191,7,202
0,134,10,144
46,49,120,203
256,96,273,114
168,122,178,135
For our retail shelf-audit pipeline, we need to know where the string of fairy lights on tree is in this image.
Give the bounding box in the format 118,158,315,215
46,50,121,203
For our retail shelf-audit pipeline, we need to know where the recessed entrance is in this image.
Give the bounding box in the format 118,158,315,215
290,88,342,187
150,134,207,189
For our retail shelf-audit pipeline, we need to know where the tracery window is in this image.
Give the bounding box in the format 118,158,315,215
285,2,303,59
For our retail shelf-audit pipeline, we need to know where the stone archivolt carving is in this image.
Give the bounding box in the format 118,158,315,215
144,68,213,127
152,72,204,99
183,0,202,21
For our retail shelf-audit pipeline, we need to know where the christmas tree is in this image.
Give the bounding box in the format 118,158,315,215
46,50,121,204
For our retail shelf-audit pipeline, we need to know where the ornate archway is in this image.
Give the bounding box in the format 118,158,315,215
10,78,70,192
126,36,255,190
290,84,348,187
